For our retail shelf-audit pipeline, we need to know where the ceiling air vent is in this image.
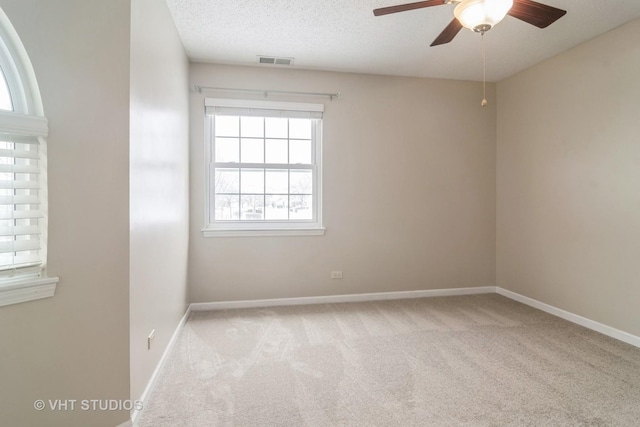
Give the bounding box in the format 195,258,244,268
258,56,294,66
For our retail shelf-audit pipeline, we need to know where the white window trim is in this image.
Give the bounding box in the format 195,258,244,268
0,275,58,307
0,109,47,136
202,228,326,238
0,6,57,307
202,98,325,237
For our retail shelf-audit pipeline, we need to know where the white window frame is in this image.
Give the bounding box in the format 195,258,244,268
0,7,58,307
202,98,325,237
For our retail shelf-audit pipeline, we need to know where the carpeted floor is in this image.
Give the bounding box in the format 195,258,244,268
135,294,640,426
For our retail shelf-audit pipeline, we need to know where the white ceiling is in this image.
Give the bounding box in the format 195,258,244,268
166,0,640,82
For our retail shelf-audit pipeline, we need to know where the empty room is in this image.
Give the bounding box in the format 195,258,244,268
0,0,639,426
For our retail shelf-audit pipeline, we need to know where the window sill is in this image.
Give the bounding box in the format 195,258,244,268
202,227,326,237
0,276,59,308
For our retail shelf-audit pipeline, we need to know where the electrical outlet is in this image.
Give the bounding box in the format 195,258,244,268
331,271,343,279
147,329,155,350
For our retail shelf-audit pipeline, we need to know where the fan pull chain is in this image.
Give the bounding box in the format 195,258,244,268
481,33,487,107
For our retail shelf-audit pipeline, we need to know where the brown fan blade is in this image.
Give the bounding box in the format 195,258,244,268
373,0,445,17
508,0,566,28
430,18,463,46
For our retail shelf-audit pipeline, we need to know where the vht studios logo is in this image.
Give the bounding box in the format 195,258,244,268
34,399,143,411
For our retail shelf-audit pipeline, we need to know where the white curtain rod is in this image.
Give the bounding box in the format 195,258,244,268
193,85,340,100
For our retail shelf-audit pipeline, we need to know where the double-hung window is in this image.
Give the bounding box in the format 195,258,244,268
0,6,57,307
203,98,325,236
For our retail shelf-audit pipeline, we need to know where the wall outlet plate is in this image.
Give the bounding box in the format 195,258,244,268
147,329,155,350
331,271,343,279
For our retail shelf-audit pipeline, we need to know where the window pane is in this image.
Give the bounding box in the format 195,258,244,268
289,139,311,164
215,168,239,194
215,115,239,137
265,195,288,220
290,170,312,194
265,117,287,138
214,195,239,220
215,137,239,162
0,65,12,111
209,107,321,228
241,116,264,138
241,195,264,220
290,195,312,219
241,168,264,194
265,169,288,194
289,118,311,139
240,138,264,163
265,139,288,163
241,138,264,163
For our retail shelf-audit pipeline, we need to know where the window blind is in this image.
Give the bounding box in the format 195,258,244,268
0,132,41,272
205,106,323,119
205,98,324,119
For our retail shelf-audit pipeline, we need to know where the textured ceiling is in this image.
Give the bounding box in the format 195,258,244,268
166,0,640,82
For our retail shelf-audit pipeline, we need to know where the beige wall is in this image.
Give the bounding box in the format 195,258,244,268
6,3,636,424
130,0,189,407
0,1,131,427
189,64,496,302
497,18,640,336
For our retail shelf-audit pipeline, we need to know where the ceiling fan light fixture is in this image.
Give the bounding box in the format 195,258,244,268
454,0,514,33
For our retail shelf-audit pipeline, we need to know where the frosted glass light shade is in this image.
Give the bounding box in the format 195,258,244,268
454,0,514,32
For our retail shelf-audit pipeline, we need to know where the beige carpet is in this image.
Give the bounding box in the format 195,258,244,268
135,294,640,426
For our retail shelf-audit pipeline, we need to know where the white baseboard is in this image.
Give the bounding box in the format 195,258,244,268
130,305,192,425
190,286,497,311
190,286,639,349
115,421,132,427
496,287,640,349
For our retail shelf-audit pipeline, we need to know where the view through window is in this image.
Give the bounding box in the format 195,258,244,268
205,99,323,234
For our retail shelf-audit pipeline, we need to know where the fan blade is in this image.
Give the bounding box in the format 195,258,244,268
508,0,566,28
430,18,463,46
374,0,445,17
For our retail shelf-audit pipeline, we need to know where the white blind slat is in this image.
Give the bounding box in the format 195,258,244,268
0,239,40,253
205,98,324,119
206,106,323,119
0,254,41,271
0,180,39,189
0,149,39,159
0,134,39,144
0,225,39,236
0,164,39,174
205,98,324,110
0,210,42,220
0,195,39,205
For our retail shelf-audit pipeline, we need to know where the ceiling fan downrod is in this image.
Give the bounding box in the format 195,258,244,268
481,33,487,107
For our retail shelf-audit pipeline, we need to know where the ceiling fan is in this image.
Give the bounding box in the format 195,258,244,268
373,0,567,46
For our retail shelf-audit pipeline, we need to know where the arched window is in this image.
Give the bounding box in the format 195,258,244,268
0,7,57,307
0,67,12,111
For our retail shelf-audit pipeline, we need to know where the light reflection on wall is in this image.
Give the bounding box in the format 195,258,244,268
130,108,188,226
